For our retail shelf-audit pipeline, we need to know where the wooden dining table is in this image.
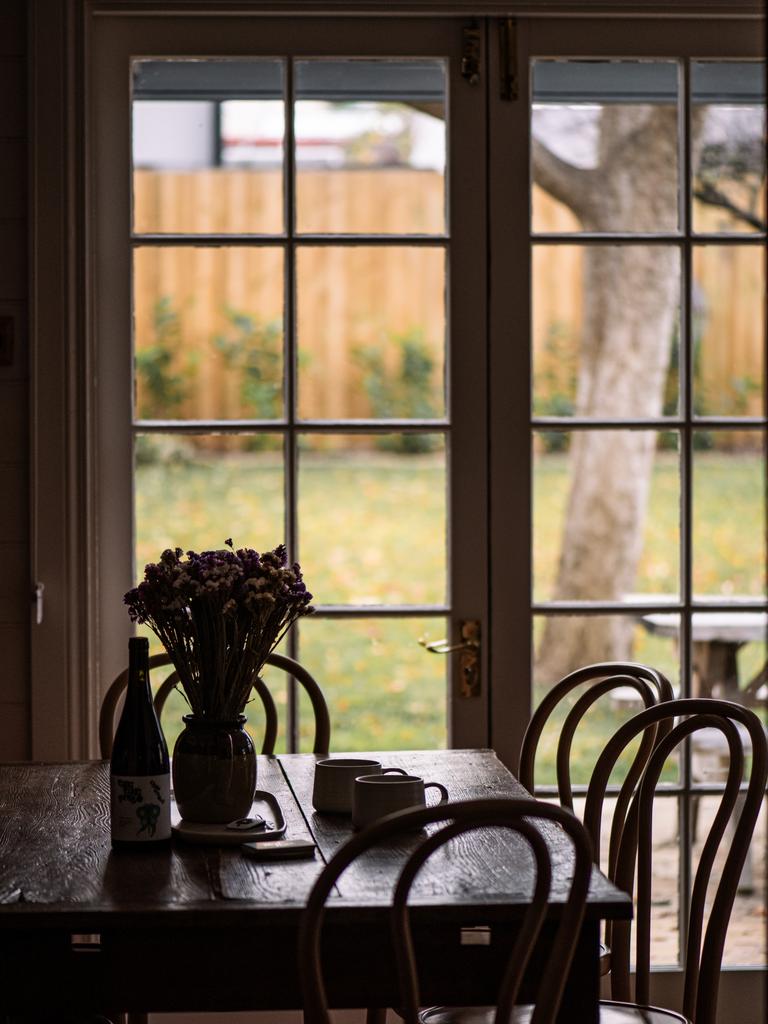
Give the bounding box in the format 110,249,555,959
0,749,631,1022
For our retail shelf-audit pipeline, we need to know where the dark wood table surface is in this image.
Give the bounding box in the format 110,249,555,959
0,749,631,1020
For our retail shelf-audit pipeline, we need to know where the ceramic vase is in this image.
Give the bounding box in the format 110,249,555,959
172,714,256,823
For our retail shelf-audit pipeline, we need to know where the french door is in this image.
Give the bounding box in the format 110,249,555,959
89,15,489,755
487,14,766,1001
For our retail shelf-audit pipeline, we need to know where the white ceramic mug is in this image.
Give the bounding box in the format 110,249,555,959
312,758,408,814
351,773,449,831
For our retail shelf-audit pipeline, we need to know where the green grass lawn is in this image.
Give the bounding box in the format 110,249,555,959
534,450,766,600
137,445,765,768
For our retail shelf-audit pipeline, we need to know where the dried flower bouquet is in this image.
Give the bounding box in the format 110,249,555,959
124,540,314,720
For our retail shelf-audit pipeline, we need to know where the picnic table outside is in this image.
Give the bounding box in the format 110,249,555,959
641,609,767,703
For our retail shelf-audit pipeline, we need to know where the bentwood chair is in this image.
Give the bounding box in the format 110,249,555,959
299,798,593,1024
518,662,675,973
583,698,768,1024
99,650,331,758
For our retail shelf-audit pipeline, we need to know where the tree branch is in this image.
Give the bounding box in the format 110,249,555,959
694,181,767,232
531,137,596,221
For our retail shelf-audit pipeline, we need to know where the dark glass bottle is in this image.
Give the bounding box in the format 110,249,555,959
110,637,171,850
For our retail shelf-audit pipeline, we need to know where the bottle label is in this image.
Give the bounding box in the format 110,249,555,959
110,774,171,842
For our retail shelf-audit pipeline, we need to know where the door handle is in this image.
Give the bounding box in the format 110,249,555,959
419,620,481,699
33,581,45,625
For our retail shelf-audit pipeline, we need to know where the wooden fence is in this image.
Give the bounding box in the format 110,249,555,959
134,169,764,436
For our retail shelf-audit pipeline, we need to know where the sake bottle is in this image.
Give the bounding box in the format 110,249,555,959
110,637,171,849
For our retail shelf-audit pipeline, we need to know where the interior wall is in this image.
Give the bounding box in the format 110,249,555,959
0,0,30,760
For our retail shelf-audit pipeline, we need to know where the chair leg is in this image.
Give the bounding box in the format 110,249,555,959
366,1009,388,1024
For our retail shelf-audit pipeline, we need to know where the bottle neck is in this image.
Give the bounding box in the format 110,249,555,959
126,640,152,705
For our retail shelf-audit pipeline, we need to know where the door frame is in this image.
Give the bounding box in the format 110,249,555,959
81,9,491,753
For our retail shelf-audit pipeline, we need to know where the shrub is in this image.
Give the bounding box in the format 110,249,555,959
354,328,441,454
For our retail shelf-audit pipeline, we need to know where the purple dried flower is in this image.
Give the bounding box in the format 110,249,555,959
123,540,314,719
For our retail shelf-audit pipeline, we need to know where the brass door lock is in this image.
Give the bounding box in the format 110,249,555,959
419,620,481,699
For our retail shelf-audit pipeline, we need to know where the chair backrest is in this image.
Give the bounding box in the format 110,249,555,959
99,650,331,758
583,698,768,1024
298,798,593,1024
518,661,675,881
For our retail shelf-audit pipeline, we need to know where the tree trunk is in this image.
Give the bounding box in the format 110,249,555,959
535,106,699,683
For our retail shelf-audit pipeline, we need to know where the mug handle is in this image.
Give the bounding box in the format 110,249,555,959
424,782,449,805
381,767,409,775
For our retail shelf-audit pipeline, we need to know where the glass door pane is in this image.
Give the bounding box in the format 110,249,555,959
691,61,766,235
295,59,446,235
132,59,286,235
